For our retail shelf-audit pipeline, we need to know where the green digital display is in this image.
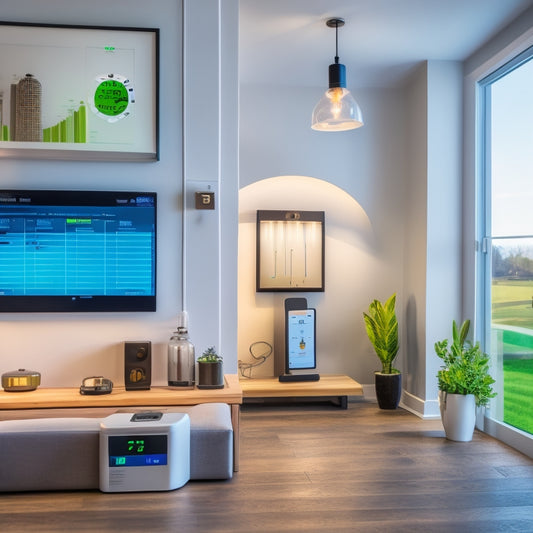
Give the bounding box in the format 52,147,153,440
108,435,167,467
128,439,145,453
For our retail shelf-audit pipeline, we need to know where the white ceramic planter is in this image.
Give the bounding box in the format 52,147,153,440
439,391,476,442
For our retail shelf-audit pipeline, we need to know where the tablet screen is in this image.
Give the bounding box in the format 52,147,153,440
287,309,316,370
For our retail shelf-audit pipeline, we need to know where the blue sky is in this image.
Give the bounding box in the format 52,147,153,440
492,55,533,241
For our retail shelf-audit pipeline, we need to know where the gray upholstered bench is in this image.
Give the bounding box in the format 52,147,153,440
0,402,233,492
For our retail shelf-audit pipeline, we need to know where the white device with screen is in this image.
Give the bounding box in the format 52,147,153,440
287,308,316,371
99,412,190,492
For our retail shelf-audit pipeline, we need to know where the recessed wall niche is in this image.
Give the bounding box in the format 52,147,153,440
238,175,375,379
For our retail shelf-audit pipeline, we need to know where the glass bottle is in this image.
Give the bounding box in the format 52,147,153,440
168,311,195,386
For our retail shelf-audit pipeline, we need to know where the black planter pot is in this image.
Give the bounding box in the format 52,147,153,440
197,362,224,389
375,372,402,409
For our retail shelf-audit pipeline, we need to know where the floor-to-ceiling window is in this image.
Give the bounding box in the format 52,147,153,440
479,46,533,438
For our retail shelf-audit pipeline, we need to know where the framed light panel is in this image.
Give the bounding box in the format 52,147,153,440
256,210,325,292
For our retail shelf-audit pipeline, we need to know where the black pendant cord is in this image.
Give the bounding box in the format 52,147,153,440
335,21,339,64
325,18,347,90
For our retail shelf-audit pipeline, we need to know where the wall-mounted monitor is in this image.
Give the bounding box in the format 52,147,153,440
0,190,156,312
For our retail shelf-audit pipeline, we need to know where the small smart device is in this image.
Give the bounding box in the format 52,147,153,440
278,298,320,382
1,368,41,392
79,376,113,395
99,412,190,492
287,308,317,371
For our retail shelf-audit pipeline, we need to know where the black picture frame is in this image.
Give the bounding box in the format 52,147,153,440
0,21,159,161
256,210,325,292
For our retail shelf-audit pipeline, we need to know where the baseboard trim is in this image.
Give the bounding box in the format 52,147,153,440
362,384,441,419
361,383,376,400
400,390,441,419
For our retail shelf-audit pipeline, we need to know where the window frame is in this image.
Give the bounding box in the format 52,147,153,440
476,43,533,457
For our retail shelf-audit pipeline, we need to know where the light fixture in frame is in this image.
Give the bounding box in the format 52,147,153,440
256,210,325,292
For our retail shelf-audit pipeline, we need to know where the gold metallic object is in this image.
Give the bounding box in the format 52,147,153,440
1,368,41,392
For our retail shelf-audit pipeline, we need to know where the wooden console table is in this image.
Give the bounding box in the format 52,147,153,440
0,374,242,471
240,374,362,409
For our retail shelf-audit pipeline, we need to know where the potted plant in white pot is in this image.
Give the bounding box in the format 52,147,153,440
363,293,401,409
435,319,496,441
197,346,224,389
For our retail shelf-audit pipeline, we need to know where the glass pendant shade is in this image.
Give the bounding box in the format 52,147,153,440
311,17,364,132
311,86,363,131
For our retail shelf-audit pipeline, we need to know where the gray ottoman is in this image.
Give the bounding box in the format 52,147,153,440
0,402,233,492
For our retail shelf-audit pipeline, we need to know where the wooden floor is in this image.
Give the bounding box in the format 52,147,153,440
2,399,533,532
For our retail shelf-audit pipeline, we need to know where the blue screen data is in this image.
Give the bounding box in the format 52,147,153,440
0,191,156,312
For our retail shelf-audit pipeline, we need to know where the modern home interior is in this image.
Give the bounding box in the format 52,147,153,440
2,0,533,530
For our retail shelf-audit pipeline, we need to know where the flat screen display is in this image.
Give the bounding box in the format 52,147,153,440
0,190,156,312
108,435,167,467
287,308,316,370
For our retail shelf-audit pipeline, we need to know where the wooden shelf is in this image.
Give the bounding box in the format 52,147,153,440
240,374,362,408
0,374,242,410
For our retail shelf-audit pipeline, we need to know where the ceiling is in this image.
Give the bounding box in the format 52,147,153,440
239,0,533,88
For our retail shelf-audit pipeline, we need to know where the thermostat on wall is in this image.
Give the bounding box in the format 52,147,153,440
99,412,190,492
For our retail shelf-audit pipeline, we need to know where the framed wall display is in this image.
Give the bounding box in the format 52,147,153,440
256,210,325,292
0,21,159,161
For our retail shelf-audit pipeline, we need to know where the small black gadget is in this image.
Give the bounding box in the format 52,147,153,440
80,376,113,395
124,341,152,390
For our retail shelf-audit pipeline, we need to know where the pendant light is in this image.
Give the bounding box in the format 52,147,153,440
311,18,364,132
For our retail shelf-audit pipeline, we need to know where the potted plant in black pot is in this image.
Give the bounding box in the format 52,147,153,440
197,346,224,389
435,319,496,441
363,293,401,409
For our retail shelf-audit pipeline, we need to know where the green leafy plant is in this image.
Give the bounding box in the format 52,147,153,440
197,346,223,363
435,319,496,407
363,293,400,374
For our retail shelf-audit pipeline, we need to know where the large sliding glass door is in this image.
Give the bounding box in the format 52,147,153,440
480,47,533,436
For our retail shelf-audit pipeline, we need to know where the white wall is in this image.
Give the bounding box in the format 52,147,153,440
400,61,463,417
425,60,463,409
183,0,239,365
402,64,429,406
238,83,409,385
0,0,239,387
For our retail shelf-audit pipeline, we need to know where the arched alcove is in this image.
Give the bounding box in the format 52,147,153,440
238,175,383,381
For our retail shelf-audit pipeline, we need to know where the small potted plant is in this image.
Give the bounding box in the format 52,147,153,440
197,346,224,389
363,293,401,409
435,319,496,441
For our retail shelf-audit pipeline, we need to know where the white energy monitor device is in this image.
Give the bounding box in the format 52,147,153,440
99,412,190,492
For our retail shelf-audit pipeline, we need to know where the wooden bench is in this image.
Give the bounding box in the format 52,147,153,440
240,374,363,409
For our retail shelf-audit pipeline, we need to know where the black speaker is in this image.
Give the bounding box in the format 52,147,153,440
124,341,151,390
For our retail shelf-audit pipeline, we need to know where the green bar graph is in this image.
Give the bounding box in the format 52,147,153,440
42,102,87,143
